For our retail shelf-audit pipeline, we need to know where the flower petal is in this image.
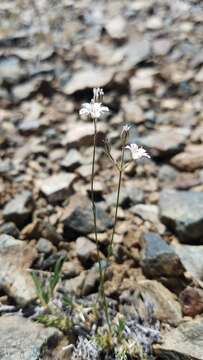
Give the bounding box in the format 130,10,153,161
125,143,150,160
101,106,109,113
125,145,131,150
81,103,91,110
79,108,89,115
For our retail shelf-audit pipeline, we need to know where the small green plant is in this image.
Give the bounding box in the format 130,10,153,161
115,340,145,360
36,313,72,332
94,329,113,352
31,256,64,307
115,317,126,341
91,318,149,360
62,294,74,307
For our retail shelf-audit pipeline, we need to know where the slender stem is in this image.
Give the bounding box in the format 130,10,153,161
91,117,111,334
108,135,127,257
91,118,101,274
101,133,127,335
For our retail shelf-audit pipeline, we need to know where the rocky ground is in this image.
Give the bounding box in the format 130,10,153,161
1,0,203,359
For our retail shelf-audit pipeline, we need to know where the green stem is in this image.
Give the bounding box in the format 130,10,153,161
91,117,111,334
108,136,126,257
101,133,127,336
91,118,101,276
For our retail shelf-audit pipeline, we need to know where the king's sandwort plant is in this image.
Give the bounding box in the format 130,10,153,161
31,88,159,360
80,88,111,334
79,88,150,338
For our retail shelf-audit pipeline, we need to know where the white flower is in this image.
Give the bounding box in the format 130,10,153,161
125,143,150,160
79,100,109,120
79,88,109,120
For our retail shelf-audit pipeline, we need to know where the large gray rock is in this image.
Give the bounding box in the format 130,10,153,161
18,119,40,135
0,315,61,360
105,186,144,208
40,172,76,204
76,236,98,266
158,164,178,184
0,56,26,83
36,238,55,254
124,38,151,71
159,190,203,243
139,127,189,157
62,122,107,148
155,318,203,360
62,194,112,240
141,232,184,279
12,77,43,102
63,271,86,296
61,149,82,170
133,280,182,326
62,68,114,95
173,243,203,283
0,234,37,305
130,204,165,233
0,234,23,248
63,266,98,296
0,158,13,175
0,222,20,238
3,190,33,227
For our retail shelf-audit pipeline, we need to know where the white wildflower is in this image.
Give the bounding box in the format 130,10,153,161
125,143,150,160
79,101,109,119
79,88,109,120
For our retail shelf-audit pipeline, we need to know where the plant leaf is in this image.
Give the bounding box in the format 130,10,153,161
48,257,64,299
31,271,49,306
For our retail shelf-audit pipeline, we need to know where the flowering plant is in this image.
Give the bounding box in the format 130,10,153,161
32,87,155,360
79,88,151,340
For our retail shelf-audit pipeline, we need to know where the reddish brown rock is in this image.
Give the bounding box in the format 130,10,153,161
180,287,203,317
171,145,203,171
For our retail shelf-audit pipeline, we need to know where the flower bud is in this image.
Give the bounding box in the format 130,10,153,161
120,124,131,142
